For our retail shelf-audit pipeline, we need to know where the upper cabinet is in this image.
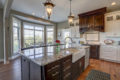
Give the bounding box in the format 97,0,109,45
78,7,106,34
94,14,104,32
105,11,120,33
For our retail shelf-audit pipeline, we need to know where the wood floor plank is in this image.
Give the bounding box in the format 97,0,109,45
78,59,120,80
0,58,120,80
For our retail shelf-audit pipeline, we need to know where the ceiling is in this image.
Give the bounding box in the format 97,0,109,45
1,0,120,22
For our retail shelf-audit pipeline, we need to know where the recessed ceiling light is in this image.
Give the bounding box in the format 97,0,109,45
32,13,35,16
111,2,116,6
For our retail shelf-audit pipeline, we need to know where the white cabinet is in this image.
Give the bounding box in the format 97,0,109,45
117,46,120,62
84,47,90,69
105,11,120,33
100,45,120,63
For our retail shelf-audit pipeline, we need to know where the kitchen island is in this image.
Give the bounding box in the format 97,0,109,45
20,46,89,80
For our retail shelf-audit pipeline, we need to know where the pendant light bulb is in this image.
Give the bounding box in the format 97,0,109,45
44,0,55,19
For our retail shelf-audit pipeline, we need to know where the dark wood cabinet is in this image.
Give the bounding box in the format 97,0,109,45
94,14,104,32
78,56,85,75
61,55,72,80
72,56,85,80
88,16,94,29
90,45,100,59
78,7,106,33
44,60,61,80
21,55,72,80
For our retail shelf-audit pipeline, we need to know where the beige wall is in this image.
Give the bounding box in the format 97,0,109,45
0,9,4,60
57,21,69,40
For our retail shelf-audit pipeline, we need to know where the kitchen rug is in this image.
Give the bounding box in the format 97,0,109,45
86,69,111,80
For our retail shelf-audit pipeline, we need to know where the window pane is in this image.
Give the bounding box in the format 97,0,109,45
23,23,44,48
47,31,53,44
35,31,44,44
24,24,34,29
13,22,19,27
47,27,54,44
13,27,20,54
24,29,34,47
35,26,44,31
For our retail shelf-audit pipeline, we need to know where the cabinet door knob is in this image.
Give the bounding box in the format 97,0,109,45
23,59,26,62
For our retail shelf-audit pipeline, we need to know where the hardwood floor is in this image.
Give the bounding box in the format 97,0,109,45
78,59,120,80
0,58,120,80
0,58,21,80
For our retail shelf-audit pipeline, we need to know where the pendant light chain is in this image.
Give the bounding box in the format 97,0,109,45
68,0,74,26
70,0,72,15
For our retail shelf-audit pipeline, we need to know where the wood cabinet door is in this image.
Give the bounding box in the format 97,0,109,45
90,45,100,59
78,57,85,75
94,14,104,32
21,57,30,80
72,61,79,80
79,17,88,28
88,16,94,28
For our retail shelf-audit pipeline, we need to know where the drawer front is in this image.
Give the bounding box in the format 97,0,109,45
62,55,72,80
45,60,60,71
63,66,71,76
45,60,61,80
47,71,60,80
62,55,72,70
63,72,71,80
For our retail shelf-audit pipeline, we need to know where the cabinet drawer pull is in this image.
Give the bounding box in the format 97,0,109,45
47,65,60,72
64,73,71,79
52,72,59,77
52,65,59,70
63,66,71,72
63,59,71,64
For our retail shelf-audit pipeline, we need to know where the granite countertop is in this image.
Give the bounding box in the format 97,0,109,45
20,46,72,66
20,45,89,66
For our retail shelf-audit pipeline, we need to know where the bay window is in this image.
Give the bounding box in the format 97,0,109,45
23,23,44,48
13,18,21,55
47,27,54,44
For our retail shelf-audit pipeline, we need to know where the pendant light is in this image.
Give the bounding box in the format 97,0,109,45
68,0,74,26
44,0,55,19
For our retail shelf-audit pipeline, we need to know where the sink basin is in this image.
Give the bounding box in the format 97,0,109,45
63,48,85,63
72,49,85,63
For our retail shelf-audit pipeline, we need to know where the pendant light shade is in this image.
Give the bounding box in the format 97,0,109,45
68,15,74,25
68,0,74,26
44,0,55,19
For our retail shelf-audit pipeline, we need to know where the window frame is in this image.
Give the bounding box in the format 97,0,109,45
12,18,21,55
23,23,45,48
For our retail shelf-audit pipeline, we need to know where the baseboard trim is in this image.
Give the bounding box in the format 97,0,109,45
100,58,120,63
0,59,4,63
0,54,20,63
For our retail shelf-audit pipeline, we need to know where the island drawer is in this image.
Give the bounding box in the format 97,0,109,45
44,60,61,80
61,55,72,80
45,60,61,72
